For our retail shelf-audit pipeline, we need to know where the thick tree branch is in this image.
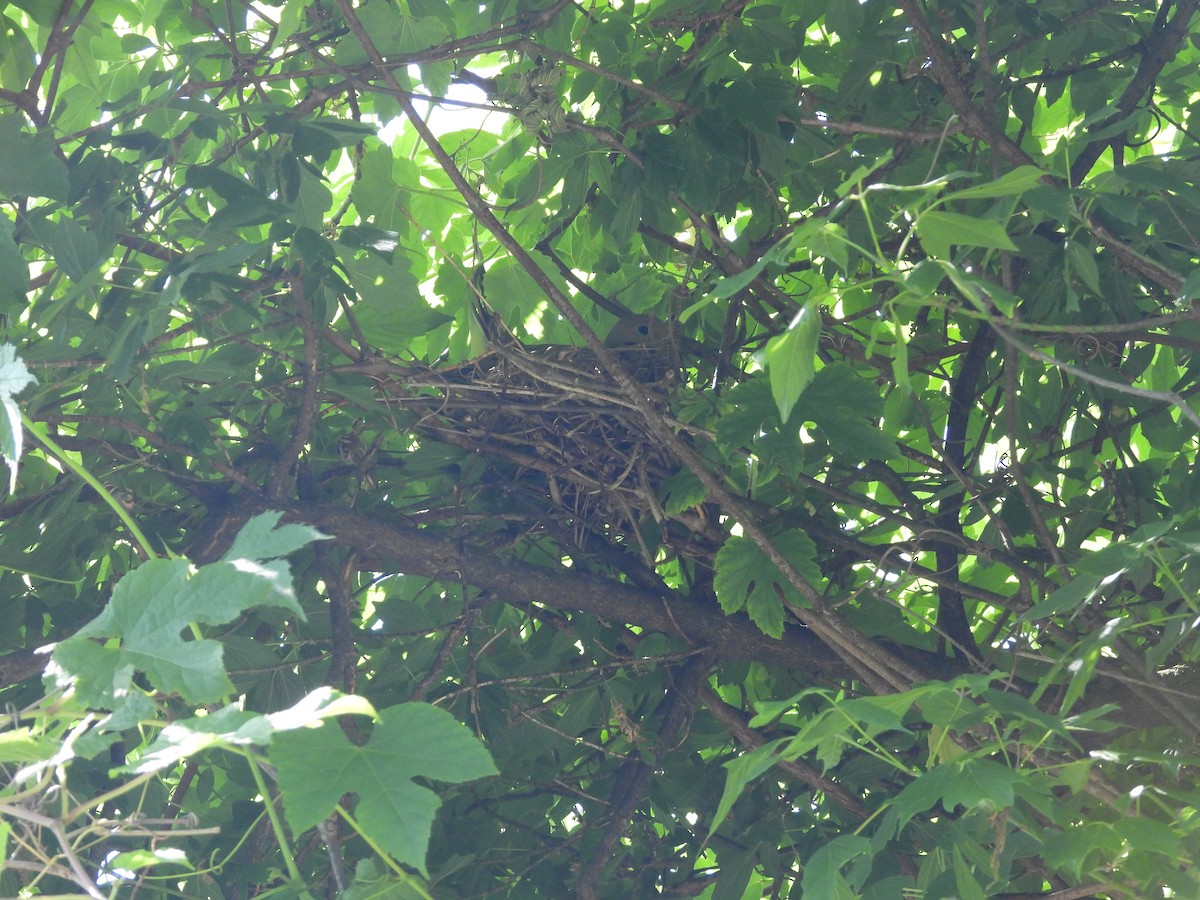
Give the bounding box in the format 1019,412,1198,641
1069,0,1200,184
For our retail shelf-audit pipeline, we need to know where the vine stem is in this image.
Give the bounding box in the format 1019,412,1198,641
246,754,304,884
22,412,158,560
336,805,435,899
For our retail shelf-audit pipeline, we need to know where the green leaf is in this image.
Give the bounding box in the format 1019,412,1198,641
792,364,896,459
222,511,329,562
272,703,497,875
952,846,987,900
807,221,850,272
946,165,1046,200
47,219,102,282
0,215,28,311
54,516,316,703
886,765,954,836
917,687,984,728
940,758,1021,811
0,728,59,763
611,190,642,247
659,467,707,516
1065,238,1102,294
712,847,757,900
131,689,375,773
0,116,69,201
340,859,432,899
915,211,1018,259
711,738,789,835
713,531,821,638
342,253,451,352
1040,822,1121,881
108,847,189,872
0,344,36,492
1116,816,1181,858
290,117,378,157
800,835,871,899
1178,269,1200,303
764,303,821,423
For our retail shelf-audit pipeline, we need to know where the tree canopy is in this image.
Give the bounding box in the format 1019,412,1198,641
3,0,1200,897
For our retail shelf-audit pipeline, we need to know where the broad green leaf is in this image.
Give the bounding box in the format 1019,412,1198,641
290,117,378,157
792,364,897,459
713,531,821,638
1040,822,1121,881
132,689,376,773
888,764,955,834
0,116,68,201
47,219,102,282
342,253,451,352
1179,270,1200,303
272,703,497,875
659,467,707,516
940,758,1021,812
917,687,984,728
340,859,432,900
1116,817,1181,858
710,258,769,301
611,190,642,247
915,210,1018,259
54,516,316,703
807,221,850,272
1022,573,1106,620
132,706,270,772
764,303,821,423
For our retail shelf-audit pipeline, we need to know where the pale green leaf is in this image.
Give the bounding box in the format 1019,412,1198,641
222,510,329,563
272,703,497,876
108,847,189,872
764,303,821,424
0,397,22,494
0,344,36,400
0,728,59,763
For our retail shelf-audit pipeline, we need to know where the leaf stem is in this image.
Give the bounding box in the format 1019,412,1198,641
21,412,158,559
336,805,435,899
246,754,304,884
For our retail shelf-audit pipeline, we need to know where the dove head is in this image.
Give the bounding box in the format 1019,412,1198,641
604,315,670,348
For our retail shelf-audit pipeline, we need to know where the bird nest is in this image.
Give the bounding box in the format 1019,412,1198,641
403,342,679,556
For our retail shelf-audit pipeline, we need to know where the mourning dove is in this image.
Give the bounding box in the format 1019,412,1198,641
604,315,671,348
602,315,675,381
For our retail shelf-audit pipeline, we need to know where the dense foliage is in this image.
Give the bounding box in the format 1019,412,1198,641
3,0,1200,897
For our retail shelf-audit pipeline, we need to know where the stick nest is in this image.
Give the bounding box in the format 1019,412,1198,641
406,342,682,555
